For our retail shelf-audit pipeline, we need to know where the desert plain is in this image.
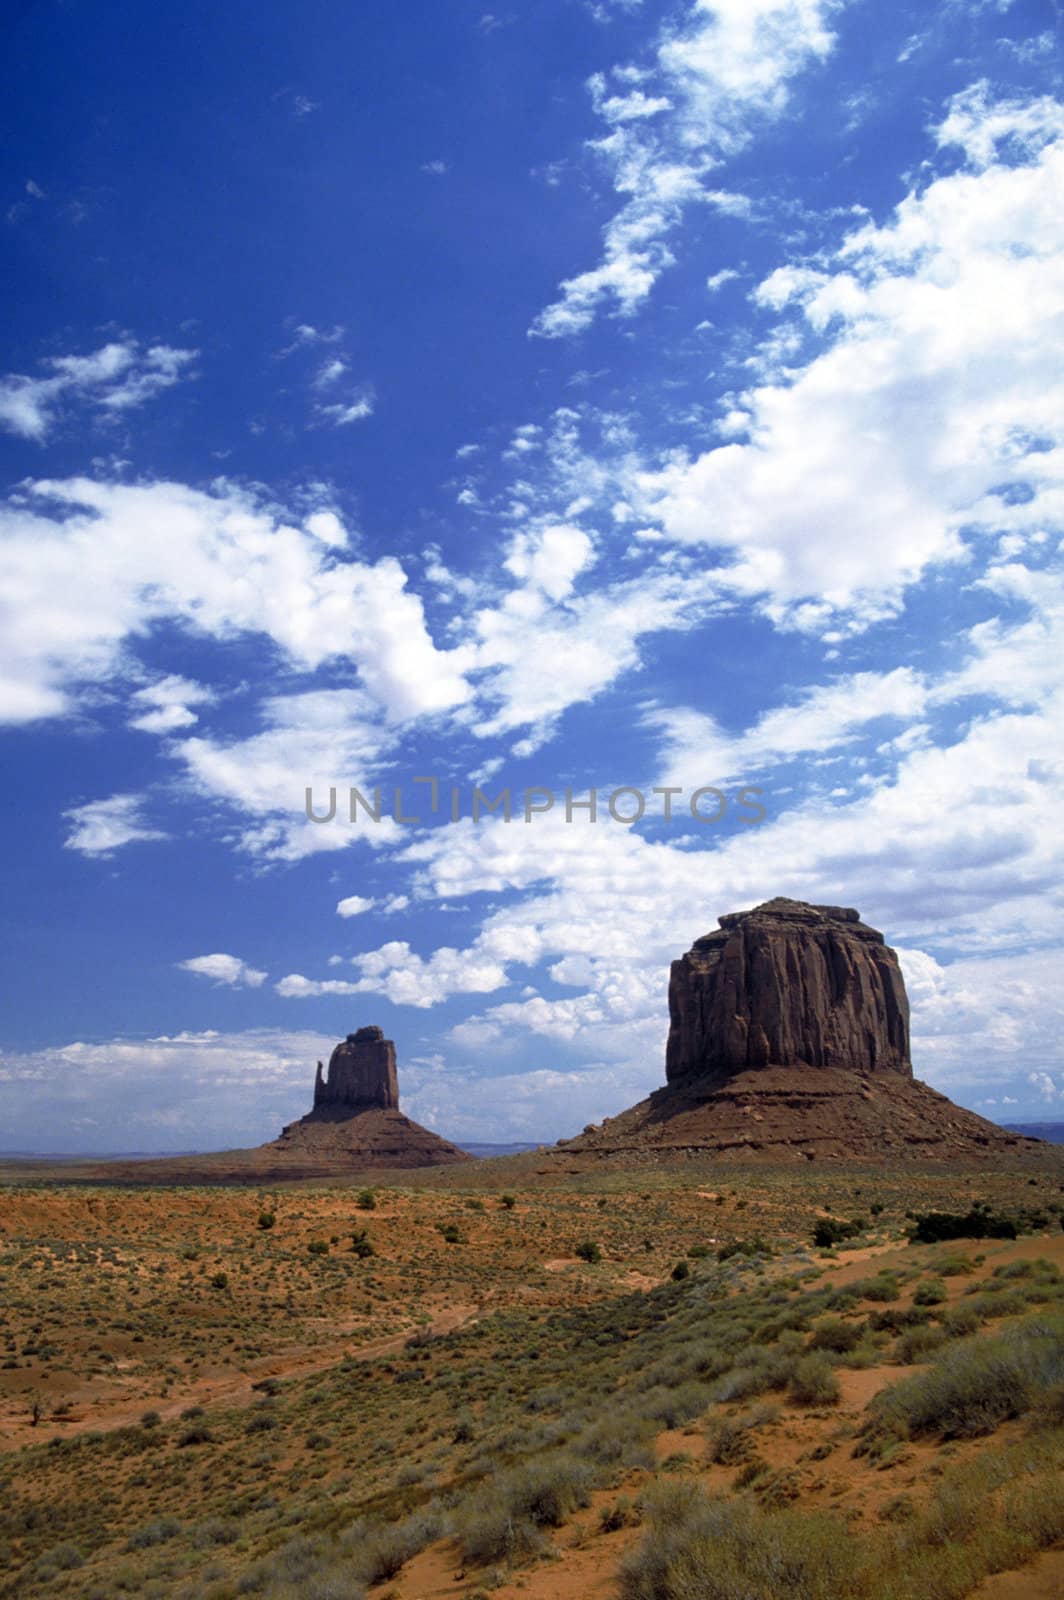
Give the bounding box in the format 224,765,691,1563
2,1149,1063,1600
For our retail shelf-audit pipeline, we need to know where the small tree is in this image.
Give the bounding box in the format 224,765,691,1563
575,1240,601,1264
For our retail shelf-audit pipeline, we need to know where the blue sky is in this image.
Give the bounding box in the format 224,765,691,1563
2,0,1062,1152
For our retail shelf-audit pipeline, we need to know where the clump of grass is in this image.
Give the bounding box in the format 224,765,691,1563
788,1353,840,1406
454,1450,594,1567
864,1314,1064,1444
808,1316,862,1353
618,1484,860,1600
706,1403,777,1465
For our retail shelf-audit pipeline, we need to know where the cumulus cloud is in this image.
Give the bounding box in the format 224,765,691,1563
63,793,168,857
632,86,1064,626
337,894,376,917
0,477,472,726
0,341,196,441
178,953,268,988
128,674,215,734
532,0,837,336
175,688,399,862
277,938,510,1008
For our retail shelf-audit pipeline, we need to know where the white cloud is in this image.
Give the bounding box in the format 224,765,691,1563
128,673,215,734
175,688,399,862
532,0,837,336
936,81,1064,168
315,389,375,427
313,357,349,388
648,665,928,785
337,894,376,917
178,953,268,988
0,477,473,726
63,793,168,857
278,938,510,1008
0,1028,337,1153
279,322,345,355
633,88,1064,625
0,341,196,442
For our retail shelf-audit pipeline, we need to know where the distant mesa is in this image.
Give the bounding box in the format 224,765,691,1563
562,898,1033,1163
270,1025,470,1168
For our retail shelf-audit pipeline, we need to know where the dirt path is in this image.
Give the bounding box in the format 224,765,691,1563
0,1302,480,1448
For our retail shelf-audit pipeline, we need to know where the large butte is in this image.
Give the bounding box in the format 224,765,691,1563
561,898,1034,1162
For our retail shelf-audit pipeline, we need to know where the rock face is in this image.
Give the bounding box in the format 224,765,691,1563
314,1026,400,1111
558,898,1032,1164
666,898,910,1084
272,1025,470,1170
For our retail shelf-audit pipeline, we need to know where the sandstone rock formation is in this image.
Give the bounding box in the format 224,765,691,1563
666,898,910,1082
271,1025,470,1170
313,1026,400,1111
560,898,1031,1164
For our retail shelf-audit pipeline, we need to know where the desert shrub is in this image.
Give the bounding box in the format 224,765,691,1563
935,1253,977,1276
618,1487,860,1600
865,1315,1064,1442
941,1305,981,1338
867,1305,929,1333
437,1223,461,1244
717,1236,772,1261
307,1239,329,1256
600,1496,638,1532
811,1217,864,1248
500,1193,516,1210
575,1413,656,1469
355,1188,376,1210
706,1403,777,1466
913,1278,948,1306
139,1409,161,1428
454,1451,593,1566
126,1515,182,1550
349,1229,375,1258
905,1202,1048,1245
641,1381,714,1428
808,1316,862,1353
178,1423,213,1446
210,1270,229,1289
789,1354,840,1406
351,1510,442,1584
896,1323,948,1364
671,1260,690,1282
860,1273,900,1303
711,1346,797,1404
575,1240,602,1264
258,1211,276,1230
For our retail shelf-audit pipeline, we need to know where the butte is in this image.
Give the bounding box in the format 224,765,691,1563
560,898,1033,1162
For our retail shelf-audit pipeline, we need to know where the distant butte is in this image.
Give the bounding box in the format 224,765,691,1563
561,898,1033,1163
269,1025,470,1169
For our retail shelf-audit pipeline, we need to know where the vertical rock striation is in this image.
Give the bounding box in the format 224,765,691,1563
313,1025,400,1111
666,897,911,1084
